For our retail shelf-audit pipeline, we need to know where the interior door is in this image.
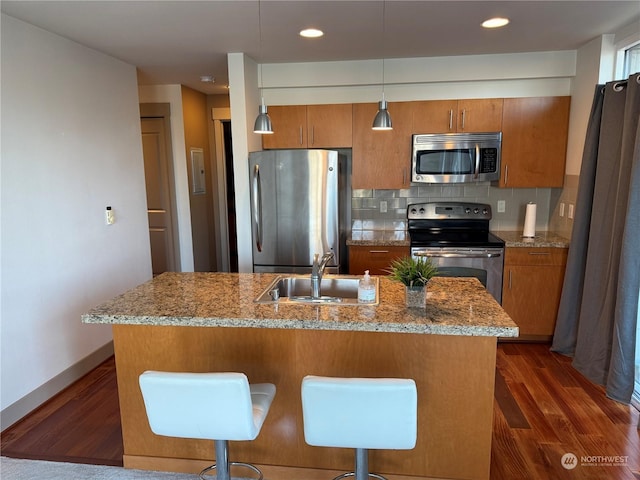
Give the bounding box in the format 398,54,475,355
141,118,176,275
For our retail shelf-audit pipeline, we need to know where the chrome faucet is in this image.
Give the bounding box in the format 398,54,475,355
310,252,334,299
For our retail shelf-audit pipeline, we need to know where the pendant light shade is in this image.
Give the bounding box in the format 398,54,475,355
254,101,273,134
372,99,392,130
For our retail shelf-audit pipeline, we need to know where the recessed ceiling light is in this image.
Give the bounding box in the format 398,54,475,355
200,75,215,83
300,28,324,38
482,17,510,29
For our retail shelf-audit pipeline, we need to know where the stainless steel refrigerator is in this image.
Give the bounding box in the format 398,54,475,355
249,149,349,273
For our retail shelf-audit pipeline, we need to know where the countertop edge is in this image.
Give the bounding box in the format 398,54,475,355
82,313,518,337
347,230,570,249
493,230,570,248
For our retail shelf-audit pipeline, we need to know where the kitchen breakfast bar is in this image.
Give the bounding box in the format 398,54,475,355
82,273,518,480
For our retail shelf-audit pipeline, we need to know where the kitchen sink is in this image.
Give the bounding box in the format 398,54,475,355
254,275,379,306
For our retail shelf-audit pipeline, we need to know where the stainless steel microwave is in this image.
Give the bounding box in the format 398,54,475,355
411,132,501,183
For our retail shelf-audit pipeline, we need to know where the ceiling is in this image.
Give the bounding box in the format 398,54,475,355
2,1,639,94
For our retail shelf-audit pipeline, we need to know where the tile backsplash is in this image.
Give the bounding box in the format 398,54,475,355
352,183,558,233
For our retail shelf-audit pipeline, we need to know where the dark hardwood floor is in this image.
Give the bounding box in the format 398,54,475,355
2,343,639,479
1,357,123,467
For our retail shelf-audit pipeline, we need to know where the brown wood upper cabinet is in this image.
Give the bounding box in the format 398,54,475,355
413,98,503,133
352,101,413,189
262,104,352,149
500,96,570,188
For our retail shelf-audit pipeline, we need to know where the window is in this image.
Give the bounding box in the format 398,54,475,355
623,43,640,77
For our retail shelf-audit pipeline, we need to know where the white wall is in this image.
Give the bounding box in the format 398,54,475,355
261,51,576,105
138,85,195,272
228,53,262,273
1,14,152,427
565,35,618,176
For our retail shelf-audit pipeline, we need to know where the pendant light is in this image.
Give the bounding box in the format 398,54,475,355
253,0,273,134
372,0,392,130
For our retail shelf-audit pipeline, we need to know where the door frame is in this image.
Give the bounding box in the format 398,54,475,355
211,107,232,272
140,103,181,272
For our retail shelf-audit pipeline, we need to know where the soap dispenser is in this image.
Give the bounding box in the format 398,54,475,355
357,270,376,304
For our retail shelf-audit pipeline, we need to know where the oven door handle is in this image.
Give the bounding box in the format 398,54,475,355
414,252,502,259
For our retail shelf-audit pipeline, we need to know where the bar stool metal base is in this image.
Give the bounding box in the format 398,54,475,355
331,448,388,480
198,440,264,480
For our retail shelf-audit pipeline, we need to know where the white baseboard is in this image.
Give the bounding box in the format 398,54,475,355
0,341,114,431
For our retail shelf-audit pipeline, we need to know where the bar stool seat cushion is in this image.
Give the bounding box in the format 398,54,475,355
139,371,276,441
301,376,417,450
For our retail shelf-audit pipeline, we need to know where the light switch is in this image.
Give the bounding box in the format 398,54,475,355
559,202,565,217
380,201,387,213
497,200,505,213
105,206,115,225
568,204,574,219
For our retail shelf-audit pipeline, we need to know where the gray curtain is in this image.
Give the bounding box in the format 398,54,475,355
551,72,640,404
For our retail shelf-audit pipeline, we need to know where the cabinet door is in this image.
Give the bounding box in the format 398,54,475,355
352,102,413,189
457,98,503,132
413,100,458,133
500,97,570,188
501,248,568,339
262,105,307,149
349,246,409,275
307,104,352,148
412,99,502,133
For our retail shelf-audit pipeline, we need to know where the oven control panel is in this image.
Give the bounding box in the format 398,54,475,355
408,202,492,220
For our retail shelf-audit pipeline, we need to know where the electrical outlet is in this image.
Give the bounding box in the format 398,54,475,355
379,200,387,213
559,202,565,217
497,200,505,213
568,204,574,220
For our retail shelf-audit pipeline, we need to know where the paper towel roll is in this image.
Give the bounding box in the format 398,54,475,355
523,202,537,238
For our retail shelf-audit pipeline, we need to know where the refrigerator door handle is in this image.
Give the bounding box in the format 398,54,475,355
252,164,263,252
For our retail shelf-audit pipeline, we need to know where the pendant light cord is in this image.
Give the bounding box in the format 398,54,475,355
258,0,264,101
381,0,386,98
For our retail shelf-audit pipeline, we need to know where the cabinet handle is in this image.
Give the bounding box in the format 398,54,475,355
310,125,315,145
461,109,466,130
369,250,390,254
449,109,453,130
508,270,512,290
403,168,407,185
299,126,303,146
504,165,509,185
528,252,550,255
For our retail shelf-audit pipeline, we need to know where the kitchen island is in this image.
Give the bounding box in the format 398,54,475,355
83,273,518,480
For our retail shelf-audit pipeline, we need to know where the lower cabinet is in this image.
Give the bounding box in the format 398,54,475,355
349,246,409,275
501,247,568,341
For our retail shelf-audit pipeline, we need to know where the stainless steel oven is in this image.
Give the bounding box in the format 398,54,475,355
408,202,504,304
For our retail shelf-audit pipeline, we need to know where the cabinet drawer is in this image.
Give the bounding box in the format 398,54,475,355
504,247,568,266
349,246,409,275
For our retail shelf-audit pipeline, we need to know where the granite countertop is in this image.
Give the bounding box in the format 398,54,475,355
82,273,518,337
494,231,570,248
347,230,410,246
348,229,569,248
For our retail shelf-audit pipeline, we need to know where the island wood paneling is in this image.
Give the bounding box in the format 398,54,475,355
113,325,497,480
4,344,639,479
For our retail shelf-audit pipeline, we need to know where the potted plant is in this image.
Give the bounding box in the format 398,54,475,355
386,256,438,308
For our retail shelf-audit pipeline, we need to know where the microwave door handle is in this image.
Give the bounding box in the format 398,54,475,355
252,164,263,252
474,145,480,180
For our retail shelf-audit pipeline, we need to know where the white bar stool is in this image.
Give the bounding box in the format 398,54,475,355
139,371,276,480
301,375,417,480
